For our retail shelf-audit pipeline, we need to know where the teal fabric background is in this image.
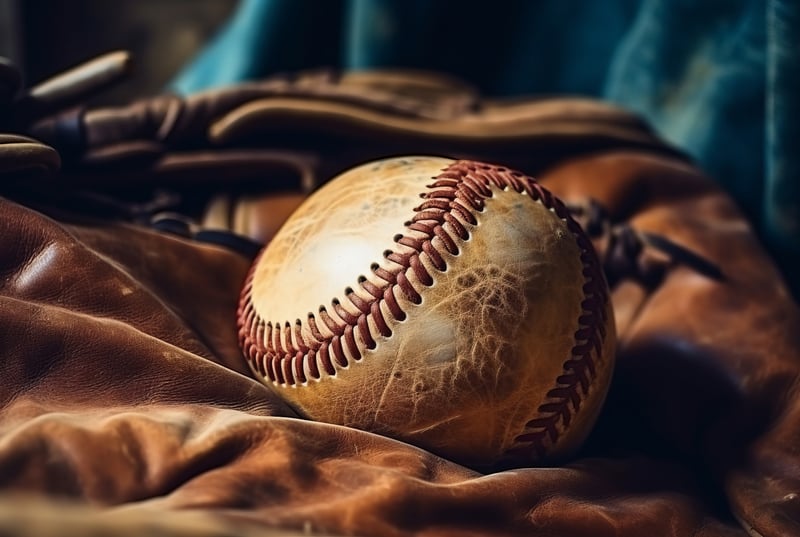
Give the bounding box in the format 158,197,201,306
171,0,799,295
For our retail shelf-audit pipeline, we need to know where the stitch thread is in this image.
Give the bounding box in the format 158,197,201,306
238,160,608,459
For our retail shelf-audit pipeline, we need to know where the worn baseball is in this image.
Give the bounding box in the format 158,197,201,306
238,156,615,467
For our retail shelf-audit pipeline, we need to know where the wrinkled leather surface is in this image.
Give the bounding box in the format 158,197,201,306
3,149,798,536
1,64,799,537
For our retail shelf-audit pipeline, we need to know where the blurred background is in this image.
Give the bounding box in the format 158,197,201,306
0,0,236,104
0,0,797,295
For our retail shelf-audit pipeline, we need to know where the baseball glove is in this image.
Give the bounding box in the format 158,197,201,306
0,51,798,537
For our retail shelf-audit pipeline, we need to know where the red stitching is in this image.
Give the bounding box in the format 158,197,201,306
237,160,608,460
506,195,609,459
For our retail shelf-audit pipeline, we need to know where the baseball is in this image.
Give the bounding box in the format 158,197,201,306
238,156,615,467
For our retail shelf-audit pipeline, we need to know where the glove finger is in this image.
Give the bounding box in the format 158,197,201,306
14,50,131,123
0,134,60,176
203,191,307,244
209,95,686,173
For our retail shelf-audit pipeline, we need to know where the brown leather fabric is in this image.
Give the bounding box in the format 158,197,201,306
2,149,794,537
1,62,798,536
541,153,800,537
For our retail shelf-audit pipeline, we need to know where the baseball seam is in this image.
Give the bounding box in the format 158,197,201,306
238,160,608,460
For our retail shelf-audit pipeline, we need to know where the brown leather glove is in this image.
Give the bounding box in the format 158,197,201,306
27,65,675,177
5,51,686,249
17,55,684,232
